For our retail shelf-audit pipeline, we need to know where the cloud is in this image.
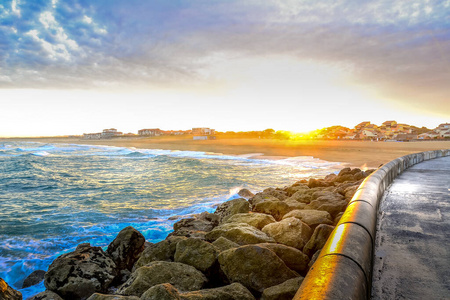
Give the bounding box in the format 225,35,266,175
0,0,449,116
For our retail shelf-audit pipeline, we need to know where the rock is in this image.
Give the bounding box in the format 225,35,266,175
211,237,239,252
324,173,337,182
307,178,334,188
262,188,288,201
284,184,309,197
181,282,255,300
238,188,255,199
311,190,344,201
0,278,22,300
44,243,118,300
117,262,207,296
334,174,355,183
261,277,304,300
303,224,335,257
133,236,186,271
334,212,344,225
28,290,63,300
284,200,307,211
218,245,298,294
22,270,46,288
86,294,139,300
285,191,312,204
308,250,321,268
174,238,219,273
253,201,290,221
214,198,250,222
107,226,145,271
195,212,220,225
140,283,181,300
262,218,312,250
248,193,280,207
282,209,333,228
344,185,359,201
334,181,360,196
169,218,215,239
224,213,276,230
257,243,310,274
205,223,275,245
305,196,348,217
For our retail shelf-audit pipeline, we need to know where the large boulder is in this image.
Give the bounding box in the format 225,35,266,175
261,218,312,250
117,262,207,296
285,191,312,204
174,238,219,273
261,277,304,300
282,209,333,228
248,193,280,207
253,201,290,221
211,237,239,252
169,218,215,239
261,188,288,201
257,243,310,273
223,213,276,230
107,226,145,271
303,224,335,257
86,294,139,300
0,278,22,300
140,283,181,300
133,236,186,271
44,243,118,300
28,291,63,300
214,198,250,222
218,245,298,294
205,223,275,245
305,196,348,217
181,282,255,300
284,200,307,211
238,188,255,199
284,184,309,197
22,270,46,288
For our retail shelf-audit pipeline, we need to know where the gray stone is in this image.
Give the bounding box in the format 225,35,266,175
262,218,312,250
218,245,298,293
22,270,46,288
27,290,63,300
107,226,145,271
133,236,186,271
305,196,348,217
282,209,333,228
261,277,304,300
140,283,181,300
248,193,280,207
180,282,255,300
211,237,239,252
223,213,276,230
253,201,290,221
117,262,207,296
257,243,310,273
86,294,139,300
205,223,275,245
238,189,255,199
44,243,118,300
285,191,312,204
174,238,219,273
214,198,250,222
303,224,335,257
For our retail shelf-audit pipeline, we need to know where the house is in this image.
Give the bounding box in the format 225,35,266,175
359,129,378,140
138,128,163,136
101,128,123,138
83,133,102,139
418,131,439,139
435,123,450,134
355,122,371,131
192,128,215,135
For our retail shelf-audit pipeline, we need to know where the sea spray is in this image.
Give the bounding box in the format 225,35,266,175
0,141,344,298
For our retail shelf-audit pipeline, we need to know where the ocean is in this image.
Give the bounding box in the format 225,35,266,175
0,141,344,298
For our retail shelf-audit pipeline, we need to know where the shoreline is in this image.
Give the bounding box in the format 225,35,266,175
2,137,450,168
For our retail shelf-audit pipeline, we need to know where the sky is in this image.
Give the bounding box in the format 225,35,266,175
0,0,449,137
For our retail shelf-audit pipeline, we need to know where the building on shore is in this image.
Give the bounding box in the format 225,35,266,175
83,128,123,139
138,128,163,136
192,127,216,140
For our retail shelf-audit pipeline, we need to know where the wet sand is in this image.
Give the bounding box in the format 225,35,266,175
4,136,450,168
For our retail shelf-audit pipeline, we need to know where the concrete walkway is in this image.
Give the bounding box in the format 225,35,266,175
371,156,450,299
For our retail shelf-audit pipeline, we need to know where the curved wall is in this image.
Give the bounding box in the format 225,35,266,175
293,149,450,300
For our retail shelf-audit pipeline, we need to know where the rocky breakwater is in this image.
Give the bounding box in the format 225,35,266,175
1,167,373,300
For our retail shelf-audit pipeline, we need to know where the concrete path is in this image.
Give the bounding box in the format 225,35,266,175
371,156,450,300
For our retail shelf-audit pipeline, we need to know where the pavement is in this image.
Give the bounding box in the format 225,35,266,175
371,155,450,299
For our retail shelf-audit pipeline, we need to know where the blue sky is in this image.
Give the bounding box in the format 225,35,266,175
0,0,449,136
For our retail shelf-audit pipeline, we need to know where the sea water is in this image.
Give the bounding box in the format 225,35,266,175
0,141,344,298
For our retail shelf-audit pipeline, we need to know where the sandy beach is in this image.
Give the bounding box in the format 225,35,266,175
4,136,450,168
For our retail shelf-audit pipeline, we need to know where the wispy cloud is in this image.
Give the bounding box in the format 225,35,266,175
0,0,449,115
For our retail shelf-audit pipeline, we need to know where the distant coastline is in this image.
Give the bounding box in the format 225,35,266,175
2,136,449,169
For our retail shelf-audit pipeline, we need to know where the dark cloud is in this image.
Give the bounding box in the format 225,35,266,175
0,0,449,115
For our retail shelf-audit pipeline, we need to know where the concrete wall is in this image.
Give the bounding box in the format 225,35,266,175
293,149,450,300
